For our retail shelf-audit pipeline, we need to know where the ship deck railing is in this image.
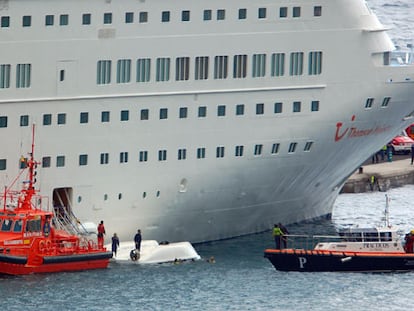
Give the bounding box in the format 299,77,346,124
280,234,400,251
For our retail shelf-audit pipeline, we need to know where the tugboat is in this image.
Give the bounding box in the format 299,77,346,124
264,195,414,272
0,126,112,275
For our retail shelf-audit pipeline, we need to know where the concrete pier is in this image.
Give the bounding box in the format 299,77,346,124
341,157,414,193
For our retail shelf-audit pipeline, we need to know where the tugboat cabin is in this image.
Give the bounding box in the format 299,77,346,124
314,227,405,253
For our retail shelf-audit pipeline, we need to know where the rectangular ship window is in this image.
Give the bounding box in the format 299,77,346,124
60,14,69,26
217,9,225,20
0,64,10,88
137,58,151,82
57,113,66,125
0,159,6,170
101,111,110,122
239,9,247,20
214,56,228,79
280,7,288,18
311,100,319,111
125,12,134,23
104,13,112,24
198,106,207,118
382,97,391,107
271,143,280,154
56,156,65,167
20,115,29,127
197,147,206,159
293,101,301,112
139,151,148,162
182,10,190,22
82,14,91,25
365,98,374,109
120,110,129,121
271,53,285,77
22,16,31,27
100,153,109,164
293,7,301,18
203,10,212,21
0,116,7,128
258,8,267,19
252,54,266,78
159,108,168,120
158,150,167,161
195,56,209,80
217,105,226,117
216,146,225,158
139,12,148,23
1,16,10,28
80,112,89,124
290,52,303,76
304,142,313,152
117,59,131,83
178,149,187,160
254,144,263,155
176,57,190,81
16,64,31,88
233,55,247,78
79,154,88,166
274,102,283,114
179,107,188,119
156,58,170,82
43,114,52,126
140,109,149,120
235,145,244,157
45,15,54,26
308,51,323,75
288,143,297,153
120,152,128,163
236,104,244,116
314,6,322,17
162,11,170,22
97,60,111,84
42,156,51,168
256,103,264,115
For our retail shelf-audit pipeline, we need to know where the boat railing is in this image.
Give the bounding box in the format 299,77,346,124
390,45,414,66
282,234,349,250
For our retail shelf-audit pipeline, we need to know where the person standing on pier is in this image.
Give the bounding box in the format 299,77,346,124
111,233,120,257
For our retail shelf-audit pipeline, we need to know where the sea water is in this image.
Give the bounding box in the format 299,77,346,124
1,1,414,310
2,186,414,311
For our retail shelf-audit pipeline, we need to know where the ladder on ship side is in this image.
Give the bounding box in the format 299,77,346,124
52,189,90,237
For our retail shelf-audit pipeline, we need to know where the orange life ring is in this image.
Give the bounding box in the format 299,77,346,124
38,240,45,253
46,240,52,252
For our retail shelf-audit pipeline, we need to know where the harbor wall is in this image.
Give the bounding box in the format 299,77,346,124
341,158,414,193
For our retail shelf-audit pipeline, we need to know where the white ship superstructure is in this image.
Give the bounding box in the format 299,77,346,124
0,0,414,242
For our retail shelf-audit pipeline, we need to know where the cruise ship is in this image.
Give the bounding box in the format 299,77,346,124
1,0,414,243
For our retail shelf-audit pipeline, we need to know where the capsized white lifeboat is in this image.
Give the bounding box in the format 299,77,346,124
106,240,201,264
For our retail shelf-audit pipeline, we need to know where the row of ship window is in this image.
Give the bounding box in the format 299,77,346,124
0,101,320,128
0,51,322,89
0,6,322,28
97,52,322,84
0,141,314,170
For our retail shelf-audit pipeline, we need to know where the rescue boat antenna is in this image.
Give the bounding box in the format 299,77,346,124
384,194,390,227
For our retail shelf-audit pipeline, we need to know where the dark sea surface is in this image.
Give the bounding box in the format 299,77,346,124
1,1,414,310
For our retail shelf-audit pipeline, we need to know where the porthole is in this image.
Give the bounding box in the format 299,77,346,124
143,192,147,198
156,190,160,197
78,196,82,203
104,194,108,201
118,193,122,200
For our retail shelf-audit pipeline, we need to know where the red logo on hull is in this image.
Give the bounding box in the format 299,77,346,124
335,115,390,142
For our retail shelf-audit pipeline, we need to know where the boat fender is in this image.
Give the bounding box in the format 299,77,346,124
130,249,140,261
45,240,52,252
38,240,45,253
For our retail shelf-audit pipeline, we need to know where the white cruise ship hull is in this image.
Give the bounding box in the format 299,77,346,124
1,0,414,243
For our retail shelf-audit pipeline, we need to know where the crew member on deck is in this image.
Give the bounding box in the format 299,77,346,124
272,224,284,249
404,230,414,253
97,220,106,248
